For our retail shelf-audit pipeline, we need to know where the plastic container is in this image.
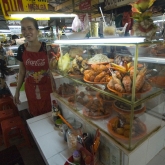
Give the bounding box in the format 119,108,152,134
66,129,78,151
116,27,126,36
73,150,81,163
103,23,116,37
63,117,75,142
66,121,82,151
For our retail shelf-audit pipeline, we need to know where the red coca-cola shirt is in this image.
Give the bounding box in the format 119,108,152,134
15,42,52,116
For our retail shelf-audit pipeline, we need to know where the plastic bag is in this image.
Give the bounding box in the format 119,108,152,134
83,13,90,31
72,15,83,32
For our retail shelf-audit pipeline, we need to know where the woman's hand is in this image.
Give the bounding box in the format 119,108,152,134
13,90,21,105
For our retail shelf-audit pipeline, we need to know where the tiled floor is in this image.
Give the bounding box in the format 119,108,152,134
147,148,165,165
0,109,164,165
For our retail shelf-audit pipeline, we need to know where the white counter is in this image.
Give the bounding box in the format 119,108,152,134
26,112,71,165
5,74,28,111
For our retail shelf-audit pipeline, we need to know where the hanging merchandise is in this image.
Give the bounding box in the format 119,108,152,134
71,15,83,32
83,13,90,31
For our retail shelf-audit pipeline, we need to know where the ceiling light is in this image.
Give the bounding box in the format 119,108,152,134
54,37,146,45
8,12,77,19
8,26,44,28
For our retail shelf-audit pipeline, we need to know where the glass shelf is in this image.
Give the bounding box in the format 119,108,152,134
49,38,165,151
53,72,163,107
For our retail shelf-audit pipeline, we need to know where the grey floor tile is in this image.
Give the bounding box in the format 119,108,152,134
158,148,165,158
147,154,165,165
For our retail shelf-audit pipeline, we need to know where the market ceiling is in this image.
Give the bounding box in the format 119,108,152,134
48,0,103,18
0,0,164,30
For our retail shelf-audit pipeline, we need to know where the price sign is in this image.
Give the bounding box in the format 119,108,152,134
79,0,91,22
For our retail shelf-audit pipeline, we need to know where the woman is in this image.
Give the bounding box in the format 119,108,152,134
14,17,52,116
11,34,25,46
0,42,6,59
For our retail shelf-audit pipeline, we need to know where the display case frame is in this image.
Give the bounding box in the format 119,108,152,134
47,37,165,151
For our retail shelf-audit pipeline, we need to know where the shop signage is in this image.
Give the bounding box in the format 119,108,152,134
0,0,48,20
79,0,91,22
7,20,48,26
104,0,135,10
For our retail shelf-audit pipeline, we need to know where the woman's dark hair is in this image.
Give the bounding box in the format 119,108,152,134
21,17,39,30
11,35,19,40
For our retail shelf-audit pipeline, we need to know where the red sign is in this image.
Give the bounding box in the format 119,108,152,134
79,0,91,22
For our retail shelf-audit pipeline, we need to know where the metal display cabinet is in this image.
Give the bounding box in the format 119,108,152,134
47,38,165,165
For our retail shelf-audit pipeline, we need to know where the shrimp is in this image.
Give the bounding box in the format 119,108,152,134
115,71,123,80
122,75,132,92
107,78,115,89
114,84,125,93
110,69,122,86
135,67,147,92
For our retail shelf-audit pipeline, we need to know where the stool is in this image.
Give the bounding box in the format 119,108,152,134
0,96,13,104
0,109,14,122
0,109,15,146
1,116,31,148
0,145,24,165
0,96,18,116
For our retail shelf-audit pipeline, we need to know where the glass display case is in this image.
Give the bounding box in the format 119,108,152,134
47,37,165,152
4,45,19,67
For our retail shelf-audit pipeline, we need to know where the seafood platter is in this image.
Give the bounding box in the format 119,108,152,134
68,86,113,119
150,43,165,57
87,54,113,65
96,88,115,103
56,83,77,98
68,55,89,78
107,61,151,96
148,76,165,88
107,114,147,141
83,64,112,84
48,44,152,96
112,100,146,115
83,54,152,95
82,96,113,119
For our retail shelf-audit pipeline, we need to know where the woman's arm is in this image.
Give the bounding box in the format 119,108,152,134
13,61,26,104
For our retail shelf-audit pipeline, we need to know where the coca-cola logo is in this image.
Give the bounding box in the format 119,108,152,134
26,58,45,66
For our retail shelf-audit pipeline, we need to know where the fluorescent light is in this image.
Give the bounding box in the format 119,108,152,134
153,20,164,23
0,30,11,33
54,37,146,45
8,12,77,18
8,26,44,28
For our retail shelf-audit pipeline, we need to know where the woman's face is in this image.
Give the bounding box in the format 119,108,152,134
21,20,39,42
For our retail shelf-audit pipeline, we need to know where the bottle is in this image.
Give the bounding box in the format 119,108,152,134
73,150,81,163
111,13,116,28
66,120,82,151
66,128,78,152
51,100,60,124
